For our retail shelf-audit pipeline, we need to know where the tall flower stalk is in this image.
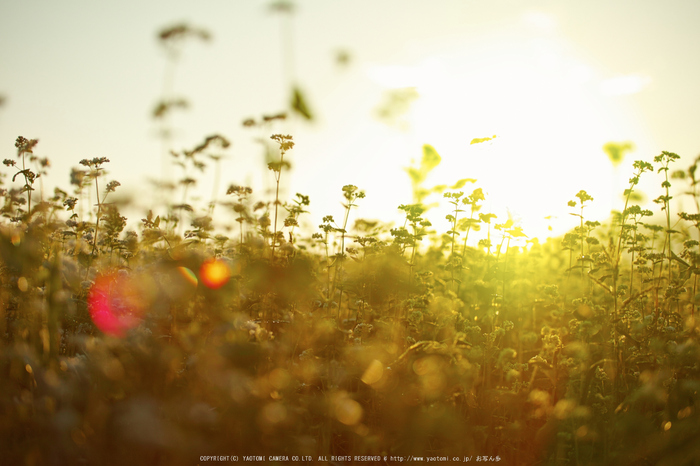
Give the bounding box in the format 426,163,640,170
269,134,294,262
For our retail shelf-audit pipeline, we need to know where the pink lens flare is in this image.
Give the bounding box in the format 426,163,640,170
88,270,147,337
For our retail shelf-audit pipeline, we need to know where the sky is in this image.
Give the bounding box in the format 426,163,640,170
1,0,700,244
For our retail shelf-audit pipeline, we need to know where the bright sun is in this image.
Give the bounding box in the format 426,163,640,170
358,11,650,244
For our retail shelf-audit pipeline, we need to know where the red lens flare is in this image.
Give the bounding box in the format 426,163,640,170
199,259,231,289
88,270,146,337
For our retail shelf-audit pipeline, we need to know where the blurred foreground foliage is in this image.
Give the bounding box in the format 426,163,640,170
1,136,700,466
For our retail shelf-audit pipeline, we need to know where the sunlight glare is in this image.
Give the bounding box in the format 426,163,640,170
522,11,558,33
374,24,644,241
600,74,652,96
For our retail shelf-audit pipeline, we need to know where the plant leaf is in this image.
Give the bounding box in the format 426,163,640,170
291,86,313,121
451,178,477,189
421,144,441,172
470,135,497,145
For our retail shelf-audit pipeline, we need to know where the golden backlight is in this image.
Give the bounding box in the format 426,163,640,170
351,11,652,244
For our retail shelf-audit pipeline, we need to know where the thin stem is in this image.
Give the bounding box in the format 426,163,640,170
160,52,178,182
409,222,417,288
580,205,585,278
271,154,283,262
664,170,672,285
694,274,698,318
325,231,331,302
279,8,295,98
614,175,640,320
209,157,221,216
330,203,352,310
239,221,244,249
457,206,475,295
502,236,511,300
629,229,635,297
22,151,31,217
450,202,459,292
91,172,102,257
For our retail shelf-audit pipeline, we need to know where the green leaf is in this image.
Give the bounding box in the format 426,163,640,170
507,227,528,238
421,144,441,173
451,178,477,189
470,135,497,145
479,213,497,224
291,86,313,121
495,219,514,230
406,167,422,184
603,141,634,167
414,188,430,200
268,161,291,172
671,251,690,267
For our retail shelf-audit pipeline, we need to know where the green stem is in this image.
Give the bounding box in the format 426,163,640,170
271,154,283,262
409,222,417,288
664,170,672,285
580,205,585,278
330,203,352,312
91,172,102,257
629,229,635,297
22,151,31,218
450,203,459,292
502,236,511,300
457,207,475,295
209,157,221,216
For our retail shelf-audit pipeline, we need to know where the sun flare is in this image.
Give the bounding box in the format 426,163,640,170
355,12,649,243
